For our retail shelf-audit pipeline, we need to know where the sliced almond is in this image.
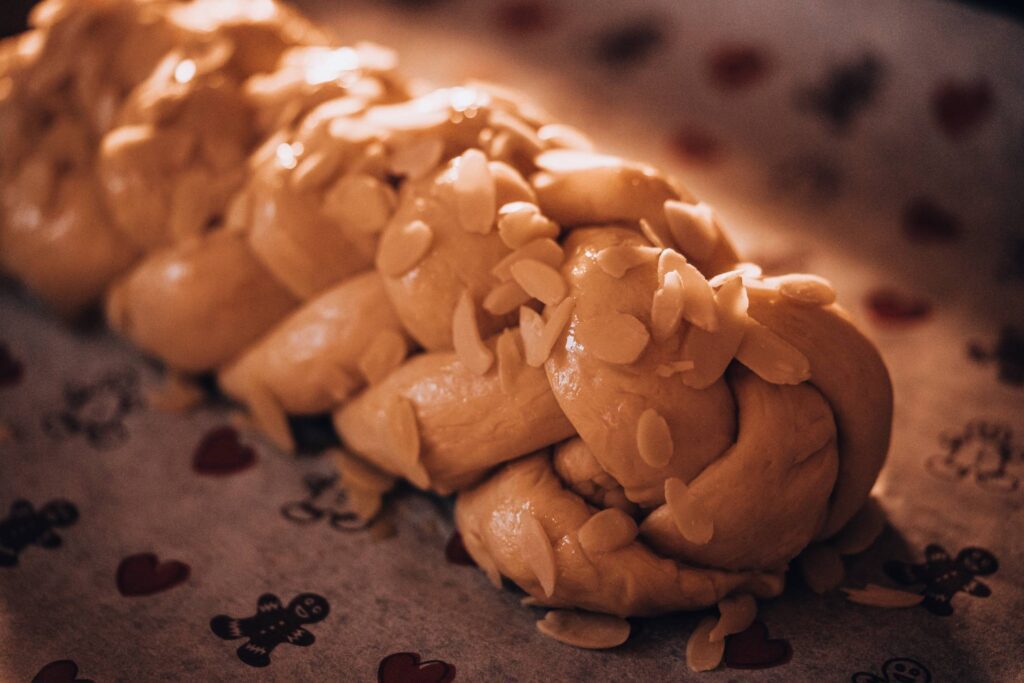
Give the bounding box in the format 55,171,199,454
747,572,787,599
537,611,630,650
664,200,719,262
389,136,444,180
680,278,749,389
291,147,341,192
145,373,204,413
708,263,763,289
799,543,845,594
735,318,811,385
664,477,714,545
496,328,524,392
639,218,665,248
345,486,384,522
535,149,624,172
492,238,564,281
488,108,543,156
483,280,533,316
651,270,685,341
658,249,718,332
349,140,389,178
709,594,757,642
488,131,513,161
376,219,433,277
577,508,638,554
452,290,494,375
636,408,674,468
331,449,396,494
357,330,408,384
768,273,836,306
510,259,567,305
385,396,429,489
453,148,496,234
842,584,925,608
521,596,556,607
489,161,537,205
575,313,650,364
497,201,559,248
473,538,504,588
537,123,595,151
831,498,886,556
596,245,661,278
521,513,557,597
655,360,696,377
323,172,397,235
519,297,575,367
224,189,251,233
686,616,725,672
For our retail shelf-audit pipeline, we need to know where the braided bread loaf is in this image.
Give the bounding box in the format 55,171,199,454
0,0,892,659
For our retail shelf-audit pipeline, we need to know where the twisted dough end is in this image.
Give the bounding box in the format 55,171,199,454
455,454,784,617
746,288,893,538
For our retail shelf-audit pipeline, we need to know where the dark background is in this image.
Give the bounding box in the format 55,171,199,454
1,0,1022,39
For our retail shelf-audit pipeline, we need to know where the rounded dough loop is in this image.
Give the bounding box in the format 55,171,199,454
245,134,382,299
378,157,536,351
245,42,408,136
335,332,575,494
456,454,783,617
106,230,298,373
242,60,410,300
0,0,178,316
220,271,410,451
97,0,326,253
546,228,736,507
1,155,138,319
640,368,839,571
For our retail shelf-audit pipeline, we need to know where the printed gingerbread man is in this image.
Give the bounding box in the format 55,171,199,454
884,544,997,616
852,656,932,683
210,593,330,667
0,499,78,567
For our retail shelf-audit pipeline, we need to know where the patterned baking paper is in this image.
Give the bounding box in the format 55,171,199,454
2,0,1023,680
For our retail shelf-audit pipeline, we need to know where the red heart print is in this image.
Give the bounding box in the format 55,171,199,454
901,197,961,243
495,0,553,34
0,342,24,387
445,531,477,567
707,44,771,90
192,426,256,475
32,660,93,683
116,553,190,596
932,79,993,140
669,125,724,165
724,620,792,670
378,652,457,683
865,288,932,325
